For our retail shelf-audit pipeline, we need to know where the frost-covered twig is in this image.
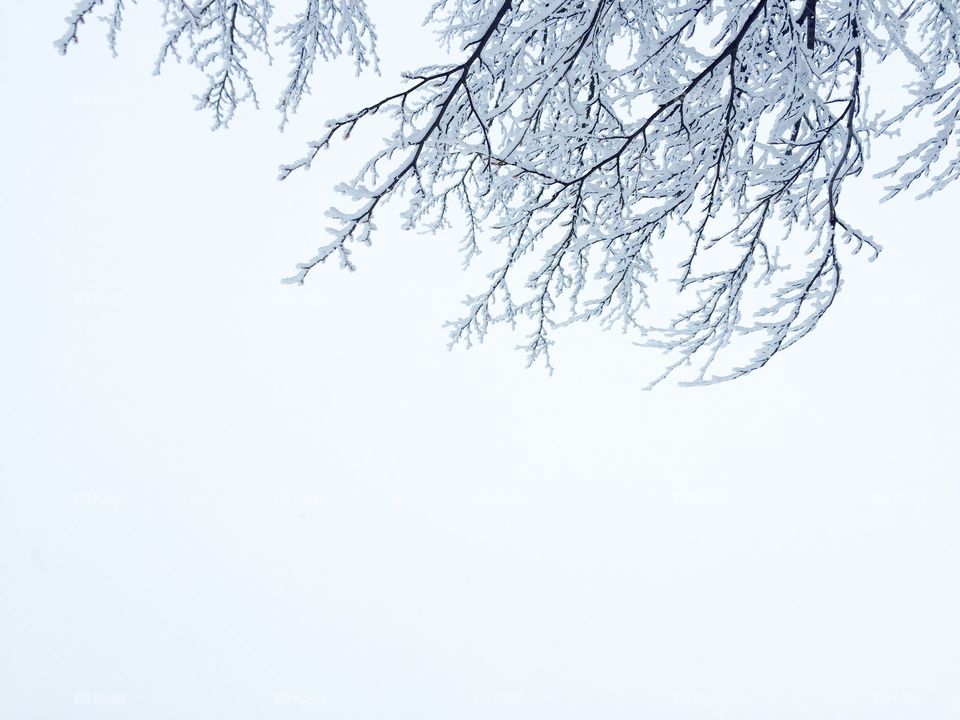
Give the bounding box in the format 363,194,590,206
56,0,379,127
56,0,131,57
277,0,379,128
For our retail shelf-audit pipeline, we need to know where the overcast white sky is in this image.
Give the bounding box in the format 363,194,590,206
1,2,958,718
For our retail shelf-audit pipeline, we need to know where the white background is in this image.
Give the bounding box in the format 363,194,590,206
1,2,958,717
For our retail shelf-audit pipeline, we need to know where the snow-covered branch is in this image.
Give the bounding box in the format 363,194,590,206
56,0,131,57
57,0,379,127
282,0,908,383
277,0,379,128
58,0,960,384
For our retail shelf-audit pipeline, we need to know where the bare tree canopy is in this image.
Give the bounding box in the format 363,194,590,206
58,0,959,385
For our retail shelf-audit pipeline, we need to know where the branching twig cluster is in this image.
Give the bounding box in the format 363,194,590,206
59,0,960,384
283,0,900,384
56,0,379,128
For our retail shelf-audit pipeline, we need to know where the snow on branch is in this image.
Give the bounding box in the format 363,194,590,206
277,0,380,128
58,0,960,384
281,0,911,383
56,0,131,57
56,0,379,127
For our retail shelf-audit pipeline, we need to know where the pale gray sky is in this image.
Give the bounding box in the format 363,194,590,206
1,2,958,718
